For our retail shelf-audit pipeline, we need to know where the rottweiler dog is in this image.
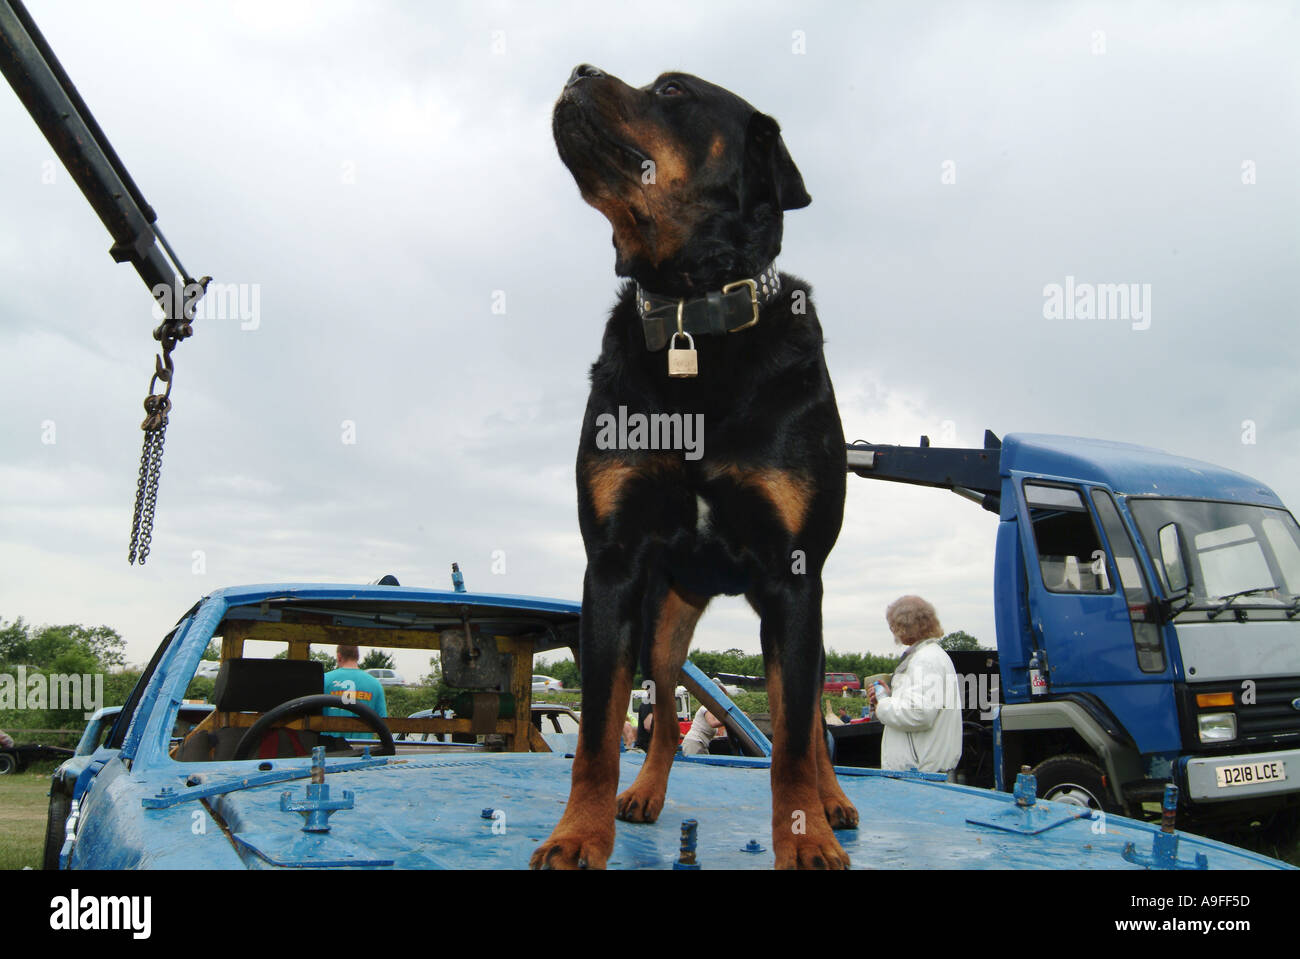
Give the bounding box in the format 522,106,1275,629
532,65,855,870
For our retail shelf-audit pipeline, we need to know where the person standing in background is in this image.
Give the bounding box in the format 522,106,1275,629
680,680,730,756
869,596,962,777
324,644,388,740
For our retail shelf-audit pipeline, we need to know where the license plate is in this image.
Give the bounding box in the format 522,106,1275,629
1214,760,1287,788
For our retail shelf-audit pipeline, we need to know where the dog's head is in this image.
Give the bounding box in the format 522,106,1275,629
553,65,809,295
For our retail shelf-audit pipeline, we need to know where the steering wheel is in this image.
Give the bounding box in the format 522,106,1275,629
232,694,396,761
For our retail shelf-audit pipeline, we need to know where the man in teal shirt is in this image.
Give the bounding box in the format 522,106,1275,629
324,644,388,740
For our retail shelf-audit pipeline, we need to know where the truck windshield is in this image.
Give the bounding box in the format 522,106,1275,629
1128,499,1300,604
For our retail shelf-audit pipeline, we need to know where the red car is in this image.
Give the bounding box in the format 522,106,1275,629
824,672,861,695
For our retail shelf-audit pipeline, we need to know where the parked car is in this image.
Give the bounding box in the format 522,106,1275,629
824,672,861,695
532,704,580,735
44,703,213,870
365,667,406,687
532,704,580,753
531,674,564,693
50,581,592,869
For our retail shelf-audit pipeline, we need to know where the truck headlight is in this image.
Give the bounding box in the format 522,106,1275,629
1197,712,1237,743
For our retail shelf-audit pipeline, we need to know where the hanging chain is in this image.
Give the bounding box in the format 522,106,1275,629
127,352,173,565
127,277,206,565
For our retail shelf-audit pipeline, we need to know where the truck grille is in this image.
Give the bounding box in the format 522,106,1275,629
1238,676,1300,742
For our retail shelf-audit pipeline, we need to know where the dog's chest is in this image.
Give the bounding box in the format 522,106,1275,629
693,493,713,533
663,489,754,597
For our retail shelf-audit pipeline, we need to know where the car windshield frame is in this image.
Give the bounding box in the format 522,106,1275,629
129,587,582,771
1127,497,1300,606
74,708,120,756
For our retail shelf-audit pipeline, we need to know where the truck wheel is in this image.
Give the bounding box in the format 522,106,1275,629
0,751,17,774
1032,755,1121,814
43,790,72,870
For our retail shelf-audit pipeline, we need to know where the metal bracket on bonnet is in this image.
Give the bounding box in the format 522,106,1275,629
966,767,1093,836
1120,784,1208,870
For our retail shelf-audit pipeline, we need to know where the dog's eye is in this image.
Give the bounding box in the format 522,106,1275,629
656,81,685,97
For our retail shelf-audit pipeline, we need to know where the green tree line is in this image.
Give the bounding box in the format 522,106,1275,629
3,611,988,741
0,617,137,742
535,631,987,691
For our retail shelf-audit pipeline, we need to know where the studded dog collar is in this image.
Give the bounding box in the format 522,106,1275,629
636,263,781,353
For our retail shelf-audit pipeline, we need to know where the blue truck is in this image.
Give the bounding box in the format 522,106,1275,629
845,431,1300,835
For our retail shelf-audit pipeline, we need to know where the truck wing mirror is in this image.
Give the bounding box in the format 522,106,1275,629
1158,522,1192,597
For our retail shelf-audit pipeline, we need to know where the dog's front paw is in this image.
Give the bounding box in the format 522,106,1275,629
773,827,852,870
616,783,665,823
530,826,615,870
822,792,859,830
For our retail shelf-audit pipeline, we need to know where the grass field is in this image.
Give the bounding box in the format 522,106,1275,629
0,766,55,870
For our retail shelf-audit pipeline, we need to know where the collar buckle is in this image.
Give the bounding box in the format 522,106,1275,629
722,278,759,331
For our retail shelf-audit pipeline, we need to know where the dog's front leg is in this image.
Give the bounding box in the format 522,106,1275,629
759,579,852,869
816,713,860,829
617,584,708,823
531,561,641,869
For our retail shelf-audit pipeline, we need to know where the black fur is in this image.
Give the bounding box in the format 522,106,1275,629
533,65,851,870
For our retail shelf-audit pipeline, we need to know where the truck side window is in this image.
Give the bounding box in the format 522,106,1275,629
1023,482,1111,593
1092,490,1166,673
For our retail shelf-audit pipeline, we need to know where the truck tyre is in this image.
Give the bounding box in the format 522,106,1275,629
43,789,72,870
0,751,17,774
1032,754,1121,814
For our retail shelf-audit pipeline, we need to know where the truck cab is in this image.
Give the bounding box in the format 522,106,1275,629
850,432,1300,828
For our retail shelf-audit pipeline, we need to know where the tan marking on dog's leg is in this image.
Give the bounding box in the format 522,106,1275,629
708,465,815,534
530,666,633,869
817,715,859,829
754,469,815,534
584,458,638,522
766,660,851,869
583,455,683,523
618,586,709,823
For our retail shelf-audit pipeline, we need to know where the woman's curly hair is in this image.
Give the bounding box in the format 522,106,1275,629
885,595,943,645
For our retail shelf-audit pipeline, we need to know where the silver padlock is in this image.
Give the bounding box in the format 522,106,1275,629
668,330,698,378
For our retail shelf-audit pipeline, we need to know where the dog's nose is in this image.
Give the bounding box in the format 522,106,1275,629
566,63,605,88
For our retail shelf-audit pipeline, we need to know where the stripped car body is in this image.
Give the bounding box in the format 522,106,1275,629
43,703,212,869
58,582,1293,870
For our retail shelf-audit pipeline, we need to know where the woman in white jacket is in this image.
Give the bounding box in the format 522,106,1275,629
869,596,962,776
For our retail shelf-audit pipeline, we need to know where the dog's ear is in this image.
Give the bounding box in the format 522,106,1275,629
743,111,812,213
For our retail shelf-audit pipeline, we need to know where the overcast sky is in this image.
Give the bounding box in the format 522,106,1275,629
1,1,1297,676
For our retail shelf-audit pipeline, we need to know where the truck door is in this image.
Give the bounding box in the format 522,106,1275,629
1011,476,1182,754
1012,477,1140,690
